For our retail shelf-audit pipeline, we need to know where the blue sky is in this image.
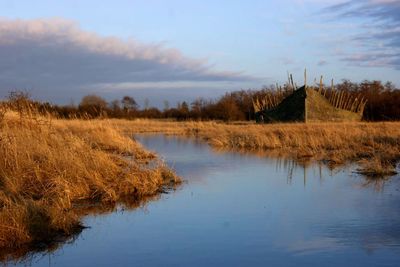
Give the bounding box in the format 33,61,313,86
1,0,399,107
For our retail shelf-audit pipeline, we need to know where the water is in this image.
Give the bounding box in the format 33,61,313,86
9,135,400,266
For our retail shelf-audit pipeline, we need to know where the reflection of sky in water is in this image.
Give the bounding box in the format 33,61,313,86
10,135,400,267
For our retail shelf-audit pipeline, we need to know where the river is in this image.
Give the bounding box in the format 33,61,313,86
9,135,400,266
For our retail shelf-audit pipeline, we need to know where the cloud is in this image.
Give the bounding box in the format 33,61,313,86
323,0,400,69
0,18,254,102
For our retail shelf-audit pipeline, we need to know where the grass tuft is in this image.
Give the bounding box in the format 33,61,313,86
111,119,400,177
0,111,180,258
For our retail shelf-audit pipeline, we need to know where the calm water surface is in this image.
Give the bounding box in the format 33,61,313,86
11,135,400,266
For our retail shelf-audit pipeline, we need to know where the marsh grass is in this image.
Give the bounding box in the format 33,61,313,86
2,104,399,260
0,111,180,258
0,192,165,263
111,119,400,177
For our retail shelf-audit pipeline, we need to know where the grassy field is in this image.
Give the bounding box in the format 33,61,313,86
111,119,400,176
1,109,399,259
0,112,180,258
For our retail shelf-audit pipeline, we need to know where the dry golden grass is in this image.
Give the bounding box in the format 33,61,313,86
2,109,399,259
110,119,400,176
0,112,180,255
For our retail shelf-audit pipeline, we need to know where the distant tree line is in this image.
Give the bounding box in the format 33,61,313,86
2,80,400,121
334,80,400,121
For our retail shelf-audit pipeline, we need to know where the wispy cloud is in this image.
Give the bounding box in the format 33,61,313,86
323,0,400,69
0,18,254,101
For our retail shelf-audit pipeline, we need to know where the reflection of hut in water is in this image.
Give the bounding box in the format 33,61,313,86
253,80,367,123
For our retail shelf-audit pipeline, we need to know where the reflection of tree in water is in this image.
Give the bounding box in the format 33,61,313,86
274,157,348,187
275,156,394,193
211,145,366,188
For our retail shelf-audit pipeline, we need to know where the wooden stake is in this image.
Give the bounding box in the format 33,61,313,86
336,91,341,108
340,91,344,109
304,68,307,88
335,91,340,108
352,94,361,112
360,99,367,114
319,75,323,93
290,74,295,91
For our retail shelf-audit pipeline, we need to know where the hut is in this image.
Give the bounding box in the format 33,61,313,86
253,85,366,123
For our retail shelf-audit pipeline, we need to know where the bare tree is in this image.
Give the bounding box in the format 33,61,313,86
121,96,138,112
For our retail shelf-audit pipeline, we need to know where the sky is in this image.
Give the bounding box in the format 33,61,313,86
0,0,399,107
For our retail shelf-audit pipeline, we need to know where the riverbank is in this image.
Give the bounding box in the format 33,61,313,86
111,119,400,176
0,113,180,256
2,115,399,259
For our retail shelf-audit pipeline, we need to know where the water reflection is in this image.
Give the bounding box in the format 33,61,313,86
213,143,393,193
361,176,390,192
6,134,400,267
2,192,169,265
0,231,82,266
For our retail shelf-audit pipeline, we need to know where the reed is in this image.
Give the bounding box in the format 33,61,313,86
2,103,398,257
0,110,180,254
112,119,400,176
252,73,367,116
